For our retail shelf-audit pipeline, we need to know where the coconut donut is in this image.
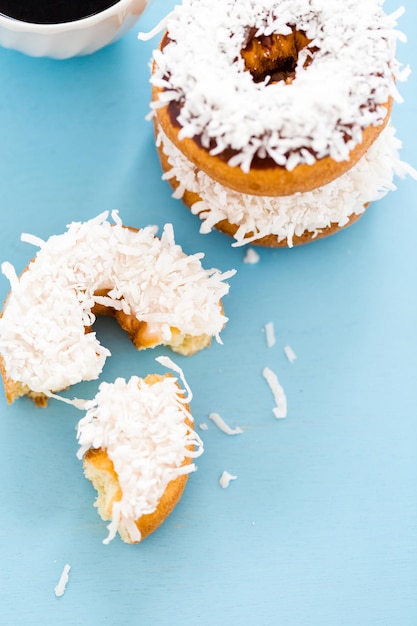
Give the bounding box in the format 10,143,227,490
156,124,415,247
77,362,203,544
145,0,405,197
0,212,235,406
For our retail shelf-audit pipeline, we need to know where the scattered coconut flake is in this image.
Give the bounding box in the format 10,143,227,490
156,355,192,403
264,322,276,348
1,261,19,291
20,233,45,248
199,423,209,431
219,470,237,488
20,232,45,248
208,412,243,435
262,367,287,419
54,564,71,597
283,345,297,363
243,248,260,264
45,391,91,411
138,12,172,41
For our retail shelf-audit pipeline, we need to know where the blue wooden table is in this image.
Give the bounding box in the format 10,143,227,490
0,1,416,624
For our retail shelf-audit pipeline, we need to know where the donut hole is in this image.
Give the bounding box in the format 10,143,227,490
241,27,311,84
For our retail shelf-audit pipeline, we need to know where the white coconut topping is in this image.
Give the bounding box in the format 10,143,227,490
77,373,204,544
219,470,238,489
208,411,244,435
263,366,287,418
149,0,407,170
54,564,71,597
0,212,235,394
264,322,276,348
243,248,260,264
159,124,415,246
283,345,297,363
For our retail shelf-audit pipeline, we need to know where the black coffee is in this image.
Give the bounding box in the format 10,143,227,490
0,0,121,24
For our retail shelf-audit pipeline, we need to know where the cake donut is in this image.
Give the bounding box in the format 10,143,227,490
156,124,415,247
77,359,203,544
145,0,404,197
0,212,235,406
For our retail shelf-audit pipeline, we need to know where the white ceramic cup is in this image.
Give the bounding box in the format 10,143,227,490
0,0,149,59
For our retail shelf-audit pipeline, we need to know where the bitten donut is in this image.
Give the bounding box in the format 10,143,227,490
77,362,203,544
145,0,403,197
156,124,415,247
0,212,235,406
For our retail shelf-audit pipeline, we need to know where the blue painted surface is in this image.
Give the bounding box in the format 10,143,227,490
0,1,416,624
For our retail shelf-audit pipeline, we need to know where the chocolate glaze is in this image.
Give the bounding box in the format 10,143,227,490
161,25,325,171
168,100,287,170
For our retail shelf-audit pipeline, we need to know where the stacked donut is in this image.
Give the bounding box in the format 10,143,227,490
146,0,413,247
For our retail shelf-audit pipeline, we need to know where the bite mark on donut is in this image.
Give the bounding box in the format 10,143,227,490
0,218,234,405
91,291,212,355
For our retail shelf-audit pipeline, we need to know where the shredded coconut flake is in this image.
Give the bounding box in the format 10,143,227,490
262,366,287,418
20,232,45,248
208,412,244,435
219,470,238,488
45,392,91,411
77,372,203,544
283,345,297,363
54,564,71,597
243,248,260,264
158,124,415,247
265,322,276,348
0,213,235,395
156,355,193,403
199,422,209,431
150,0,406,170
1,261,19,291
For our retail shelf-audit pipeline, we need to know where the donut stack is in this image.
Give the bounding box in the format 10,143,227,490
147,0,413,247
